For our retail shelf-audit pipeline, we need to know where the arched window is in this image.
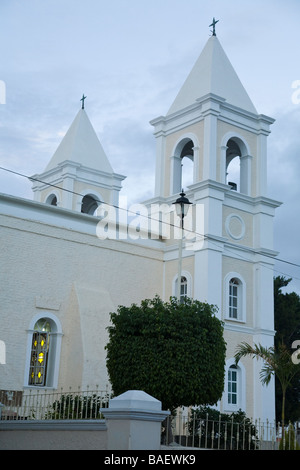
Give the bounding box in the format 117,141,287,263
25,314,63,389
224,137,252,195
228,365,238,405
81,194,100,215
29,318,51,386
181,140,194,190
224,360,246,412
226,139,241,192
173,271,192,301
45,193,58,206
229,278,239,319
179,276,188,303
224,273,246,322
171,138,195,194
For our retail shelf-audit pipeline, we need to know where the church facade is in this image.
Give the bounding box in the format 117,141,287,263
0,33,281,423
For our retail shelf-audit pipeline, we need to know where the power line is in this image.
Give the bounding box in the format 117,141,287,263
1,165,300,276
0,165,203,236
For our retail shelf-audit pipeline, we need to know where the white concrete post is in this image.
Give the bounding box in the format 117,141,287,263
101,390,170,450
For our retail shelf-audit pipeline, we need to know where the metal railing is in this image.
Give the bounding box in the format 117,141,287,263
162,410,300,450
0,386,111,421
2,389,300,450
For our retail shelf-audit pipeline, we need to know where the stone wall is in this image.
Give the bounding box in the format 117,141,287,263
0,420,107,450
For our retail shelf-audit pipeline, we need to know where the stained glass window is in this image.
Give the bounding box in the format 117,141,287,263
28,319,51,386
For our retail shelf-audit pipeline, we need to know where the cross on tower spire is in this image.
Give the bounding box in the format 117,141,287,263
80,94,87,109
209,17,219,36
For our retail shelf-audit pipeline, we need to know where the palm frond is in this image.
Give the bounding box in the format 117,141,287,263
235,341,300,389
234,342,275,368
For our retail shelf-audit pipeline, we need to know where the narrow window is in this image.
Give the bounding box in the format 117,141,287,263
25,314,62,389
225,137,251,195
226,139,241,192
172,138,194,194
228,365,238,405
229,278,239,319
181,141,194,190
180,276,188,303
226,157,240,191
29,319,51,386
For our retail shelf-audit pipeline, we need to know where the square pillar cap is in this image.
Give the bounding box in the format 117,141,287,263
109,390,162,411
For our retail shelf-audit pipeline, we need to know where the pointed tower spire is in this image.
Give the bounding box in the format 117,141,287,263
167,35,257,116
31,104,126,211
44,108,113,173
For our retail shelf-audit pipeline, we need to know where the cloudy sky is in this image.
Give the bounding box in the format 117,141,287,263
0,0,299,293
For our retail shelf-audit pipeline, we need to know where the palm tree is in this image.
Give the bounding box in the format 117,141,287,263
234,341,300,440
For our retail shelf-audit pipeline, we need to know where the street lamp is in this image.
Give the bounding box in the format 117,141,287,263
173,190,192,302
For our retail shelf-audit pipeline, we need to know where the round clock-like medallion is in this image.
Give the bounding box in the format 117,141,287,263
225,214,245,240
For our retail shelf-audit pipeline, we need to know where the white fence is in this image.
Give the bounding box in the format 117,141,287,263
1,389,300,450
163,410,300,450
0,387,111,421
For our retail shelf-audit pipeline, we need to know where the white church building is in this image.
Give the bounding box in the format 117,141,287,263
0,31,281,423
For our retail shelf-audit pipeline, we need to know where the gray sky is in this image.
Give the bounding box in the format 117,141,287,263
0,0,300,293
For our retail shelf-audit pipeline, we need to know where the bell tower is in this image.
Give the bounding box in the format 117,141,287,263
151,33,272,200
150,27,281,423
31,99,126,214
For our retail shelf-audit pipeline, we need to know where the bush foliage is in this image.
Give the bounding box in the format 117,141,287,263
45,394,110,420
105,296,226,410
188,406,258,450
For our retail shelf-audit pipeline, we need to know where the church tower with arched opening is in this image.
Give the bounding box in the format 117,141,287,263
0,19,283,429
149,28,281,422
31,100,126,215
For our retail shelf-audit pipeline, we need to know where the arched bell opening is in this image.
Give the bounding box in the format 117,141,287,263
172,138,195,194
81,194,100,215
225,137,251,195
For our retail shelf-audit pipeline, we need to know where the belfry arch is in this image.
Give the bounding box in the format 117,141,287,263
76,189,103,215
81,194,99,215
171,136,198,194
222,134,252,196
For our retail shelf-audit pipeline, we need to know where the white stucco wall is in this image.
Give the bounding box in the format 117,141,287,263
0,194,164,392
